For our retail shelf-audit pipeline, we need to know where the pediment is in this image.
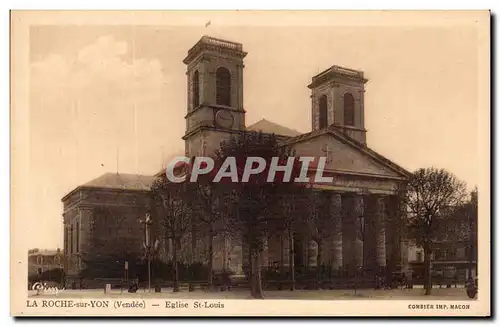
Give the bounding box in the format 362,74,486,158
290,134,407,179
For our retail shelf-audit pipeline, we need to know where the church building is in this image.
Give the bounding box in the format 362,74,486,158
62,35,411,284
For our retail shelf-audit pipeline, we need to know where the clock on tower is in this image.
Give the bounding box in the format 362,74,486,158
215,110,235,129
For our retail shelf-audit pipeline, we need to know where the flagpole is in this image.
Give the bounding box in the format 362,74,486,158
132,26,138,175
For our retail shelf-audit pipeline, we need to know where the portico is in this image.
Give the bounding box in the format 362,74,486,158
257,176,405,279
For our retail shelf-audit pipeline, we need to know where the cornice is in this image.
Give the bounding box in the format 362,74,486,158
184,104,246,119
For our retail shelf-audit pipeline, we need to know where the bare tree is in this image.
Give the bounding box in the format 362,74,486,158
151,176,192,292
306,189,339,282
278,192,299,290
214,131,298,299
268,184,311,291
446,188,478,279
466,189,478,279
186,181,225,291
404,167,467,295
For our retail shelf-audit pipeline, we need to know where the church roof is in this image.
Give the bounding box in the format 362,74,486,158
247,119,302,137
285,125,412,178
62,172,157,202
28,249,63,257
82,172,155,191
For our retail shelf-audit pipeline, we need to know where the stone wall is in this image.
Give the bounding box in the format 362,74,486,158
62,187,151,279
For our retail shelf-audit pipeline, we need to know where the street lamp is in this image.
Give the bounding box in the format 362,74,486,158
140,212,160,293
140,213,153,293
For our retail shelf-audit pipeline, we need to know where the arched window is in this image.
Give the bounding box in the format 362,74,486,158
216,67,231,106
192,70,200,108
343,92,355,126
318,95,328,129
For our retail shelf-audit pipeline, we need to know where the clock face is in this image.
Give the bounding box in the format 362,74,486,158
215,110,234,129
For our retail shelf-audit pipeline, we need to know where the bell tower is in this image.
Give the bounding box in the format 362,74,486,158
182,36,247,157
308,65,369,144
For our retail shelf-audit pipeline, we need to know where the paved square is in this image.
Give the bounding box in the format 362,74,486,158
29,287,474,300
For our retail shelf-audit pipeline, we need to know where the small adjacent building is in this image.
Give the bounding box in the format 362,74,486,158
28,248,64,278
61,173,154,285
407,241,477,285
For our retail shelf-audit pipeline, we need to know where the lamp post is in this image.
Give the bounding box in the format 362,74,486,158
357,213,365,273
140,213,153,293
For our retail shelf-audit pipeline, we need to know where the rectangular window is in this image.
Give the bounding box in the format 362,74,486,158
64,227,67,253
76,221,80,253
70,225,73,254
416,252,423,263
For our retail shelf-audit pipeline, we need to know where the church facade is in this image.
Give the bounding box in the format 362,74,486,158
62,35,411,284
180,36,411,277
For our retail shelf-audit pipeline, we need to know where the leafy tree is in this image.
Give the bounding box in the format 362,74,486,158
404,167,467,295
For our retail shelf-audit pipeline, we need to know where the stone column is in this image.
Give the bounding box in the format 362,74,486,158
307,239,318,267
280,232,288,267
375,197,387,269
384,195,402,279
341,193,357,275
362,195,379,274
330,193,343,269
262,237,269,267
353,196,364,270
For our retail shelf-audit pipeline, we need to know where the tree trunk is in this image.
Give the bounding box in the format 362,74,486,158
280,234,285,281
468,243,474,280
288,229,295,291
424,241,432,295
250,248,256,297
317,239,322,283
189,225,196,292
248,244,255,296
208,233,214,291
251,250,264,299
173,237,180,292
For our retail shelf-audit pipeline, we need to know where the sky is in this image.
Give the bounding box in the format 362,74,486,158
26,21,481,249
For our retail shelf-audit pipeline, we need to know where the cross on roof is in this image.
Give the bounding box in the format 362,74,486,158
321,144,334,164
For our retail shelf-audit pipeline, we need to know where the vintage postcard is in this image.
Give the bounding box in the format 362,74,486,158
10,10,490,317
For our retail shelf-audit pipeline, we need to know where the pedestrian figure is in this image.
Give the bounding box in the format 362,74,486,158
466,277,477,299
128,282,138,293
407,272,413,289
